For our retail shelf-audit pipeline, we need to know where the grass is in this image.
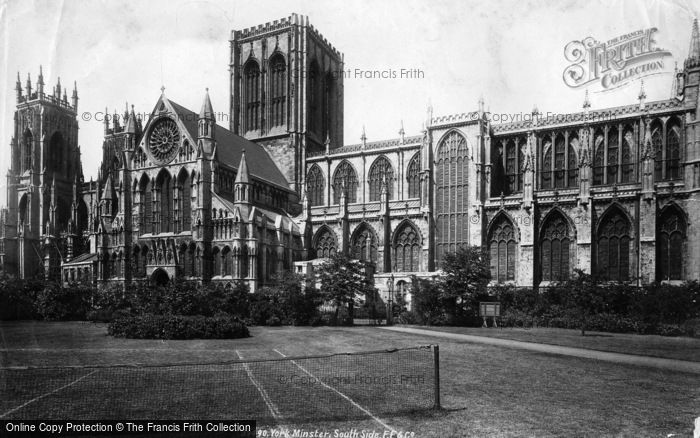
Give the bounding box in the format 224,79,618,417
409,325,700,362
1,321,699,437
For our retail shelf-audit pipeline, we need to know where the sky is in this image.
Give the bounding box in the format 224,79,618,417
0,0,698,205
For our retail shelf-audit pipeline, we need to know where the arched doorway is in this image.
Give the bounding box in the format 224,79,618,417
151,268,170,286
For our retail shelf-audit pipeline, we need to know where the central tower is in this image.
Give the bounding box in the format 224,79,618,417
229,14,344,195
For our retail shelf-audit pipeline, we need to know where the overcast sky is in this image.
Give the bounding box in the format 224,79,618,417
0,0,698,204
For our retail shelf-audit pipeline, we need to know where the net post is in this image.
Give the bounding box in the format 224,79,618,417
433,344,441,409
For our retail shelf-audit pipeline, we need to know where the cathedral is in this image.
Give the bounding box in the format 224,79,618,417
2,15,700,302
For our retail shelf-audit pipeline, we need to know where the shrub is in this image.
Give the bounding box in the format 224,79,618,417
411,276,445,325
0,277,41,320
108,313,249,339
34,283,91,321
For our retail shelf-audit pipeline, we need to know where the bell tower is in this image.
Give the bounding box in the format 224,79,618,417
229,14,344,195
4,67,81,279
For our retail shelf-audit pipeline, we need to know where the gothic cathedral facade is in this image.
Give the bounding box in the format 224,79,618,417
2,15,700,300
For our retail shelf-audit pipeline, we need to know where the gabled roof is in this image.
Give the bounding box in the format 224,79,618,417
163,98,291,191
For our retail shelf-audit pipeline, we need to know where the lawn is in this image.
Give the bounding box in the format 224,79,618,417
409,325,700,362
1,321,699,437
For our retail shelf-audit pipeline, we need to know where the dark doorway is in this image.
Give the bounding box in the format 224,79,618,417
151,268,170,286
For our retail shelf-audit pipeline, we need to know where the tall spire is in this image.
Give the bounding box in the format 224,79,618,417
638,80,647,110
15,72,22,101
25,73,32,96
198,88,215,141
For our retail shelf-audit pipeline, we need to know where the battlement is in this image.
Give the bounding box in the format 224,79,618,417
231,13,342,60
15,69,78,113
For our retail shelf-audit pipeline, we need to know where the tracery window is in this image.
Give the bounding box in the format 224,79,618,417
351,224,378,264
407,153,420,199
541,133,578,189
393,221,421,272
332,161,358,204
657,208,685,281
306,165,325,207
368,156,394,202
435,131,469,262
597,209,631,281
593,126,634,185
269,54,286,128
540,212,572,282
244,60,261,132
489,216,517,283
315,228,337,258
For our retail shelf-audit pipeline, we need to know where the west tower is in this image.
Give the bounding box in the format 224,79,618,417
4,68,82,279
229,14,344,196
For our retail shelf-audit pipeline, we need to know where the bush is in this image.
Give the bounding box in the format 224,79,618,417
34,283,92,321
108,313,250,339
0,277,42,320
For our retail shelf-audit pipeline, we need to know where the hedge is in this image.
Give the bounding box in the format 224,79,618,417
108,313,250,340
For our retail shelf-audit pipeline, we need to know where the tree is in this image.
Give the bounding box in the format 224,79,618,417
411,275,444,325
439,246,491,324
316,253,376,325
272,271,323,325
563,270,603,336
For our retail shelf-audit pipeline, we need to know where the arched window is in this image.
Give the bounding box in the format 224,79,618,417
540,212,572,282
597,209,631,281
652,121,664,181
133,247,140,278
407,153,420,199
332,161,358,204
541,133,578,189
351,224,377,264
155,170,172,233
177,170,191,232
368,156,394,202
657,207,686,281
141,246,149,277
435,131,469,262
593,126,634,185
593,131,605,185
315,227,337,258
240,245,249,278
244,60,261,132
21,129,32,172
139,175,152,235
308,60,321,134
489,216,517,283
269,54,286,127
306,165,325,207
666,123,681,180
49,132,64,174
503,138,524,193
394,221,421,272
212,247,221,277
222,246,232,277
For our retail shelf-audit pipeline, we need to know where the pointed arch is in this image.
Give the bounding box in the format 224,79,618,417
138,173,152,234
539,209,574,282
392,219,422,273
487,212,519,283
306,164,325,207
176,168,192,232
657,203,687,281
350,223,378,264
243,59,261,132
651,118,664,181
435,130,469,262
332,160,358,204
368,156,394,202
596,204,632,281
666,116,681,180
406,152,420,199
269,52,286,128
155,169,172,233
222,246,232,277
308,59,322,135
621,125,635,183
313,226,337,258
593,129,605,185
21,128,33,172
